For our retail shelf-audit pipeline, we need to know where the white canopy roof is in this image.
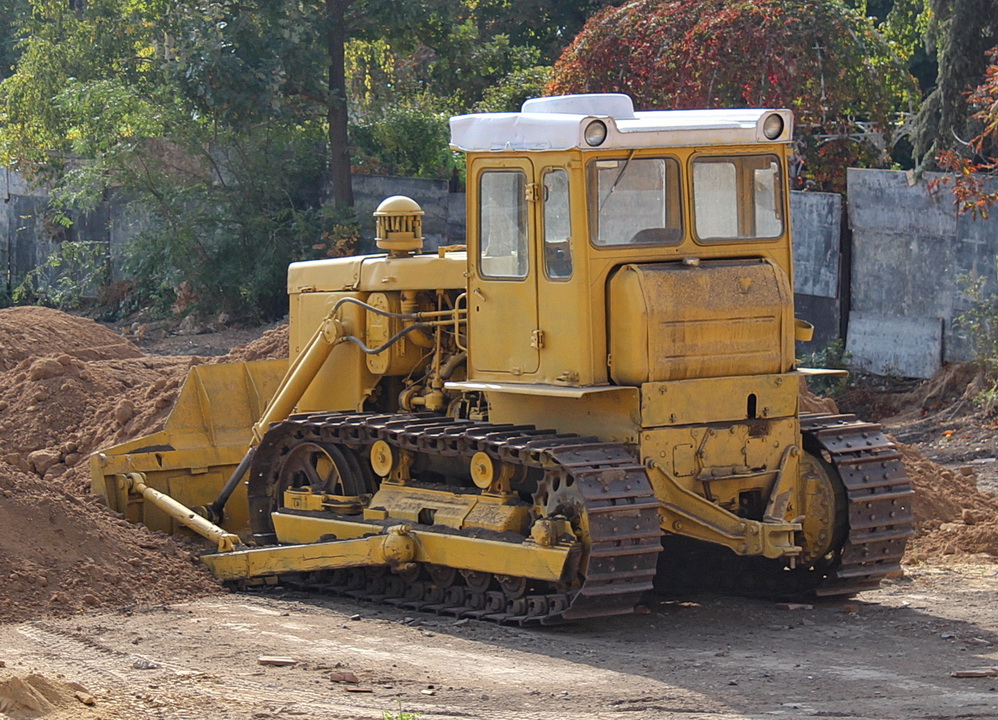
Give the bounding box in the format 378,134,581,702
450,94,793,152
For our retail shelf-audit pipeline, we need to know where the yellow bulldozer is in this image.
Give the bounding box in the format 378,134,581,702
91,94,913,624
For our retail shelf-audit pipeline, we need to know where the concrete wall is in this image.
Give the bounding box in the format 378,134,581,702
791,191,843,353
846,168,998,378
1,170,62,299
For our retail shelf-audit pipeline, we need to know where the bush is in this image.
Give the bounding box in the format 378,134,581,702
954,269,998,379
101,124,359,322
797,338,852,396
12,239,110,310
475,66,553,113
350,97,456,179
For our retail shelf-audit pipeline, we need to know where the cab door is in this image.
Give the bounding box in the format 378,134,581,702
467,158,540,377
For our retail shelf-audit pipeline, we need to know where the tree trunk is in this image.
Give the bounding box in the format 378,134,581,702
326,0,354,209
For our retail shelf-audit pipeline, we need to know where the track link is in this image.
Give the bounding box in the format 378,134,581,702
801,413,914,597
249,411,663,624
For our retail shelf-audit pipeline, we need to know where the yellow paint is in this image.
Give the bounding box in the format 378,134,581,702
224,515,574,583
92,103,845,582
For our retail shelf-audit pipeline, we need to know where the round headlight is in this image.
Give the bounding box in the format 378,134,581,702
584,120,608,147
762,113,785,140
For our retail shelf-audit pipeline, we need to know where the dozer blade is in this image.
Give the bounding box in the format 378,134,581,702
90,359,287,538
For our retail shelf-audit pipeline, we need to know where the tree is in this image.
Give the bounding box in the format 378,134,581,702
547,0,917,192
911,0,998,168
0,0,359,320
470,0,617,63
934,46,998,217
343,1,561,116
0,0,30,80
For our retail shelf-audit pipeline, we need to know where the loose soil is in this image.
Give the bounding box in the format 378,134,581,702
0,308,996,719
0,310,291,625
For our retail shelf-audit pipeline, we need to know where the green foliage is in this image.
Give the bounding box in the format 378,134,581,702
382,705,421,720
952,266,998,413
11,240,110,309
547,0,918,192
954,268,998,379
166,1,327,127
0,0,31,81
108,125,359,321
344,2,558,114
0,0,359,321
880,0,931,63
911,0,998,168
797,338,853,396
422,25,544,111
475,65,553,112
350,96,456,178
470,0,616,62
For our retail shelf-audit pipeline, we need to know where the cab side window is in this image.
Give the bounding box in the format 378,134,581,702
692,155,784,241
542,168,572,279
479,170,528,279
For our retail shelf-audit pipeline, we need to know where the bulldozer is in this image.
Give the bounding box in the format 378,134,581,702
91,94,913,624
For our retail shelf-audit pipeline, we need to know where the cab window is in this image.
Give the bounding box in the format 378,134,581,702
693,155,784,241
587,156,682,247
542,168,573,279
479,170,529,278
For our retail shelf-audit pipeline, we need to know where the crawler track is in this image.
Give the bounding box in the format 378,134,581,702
801,413,914,596
246,412,912,619
248,412,663,624
655,413,914,601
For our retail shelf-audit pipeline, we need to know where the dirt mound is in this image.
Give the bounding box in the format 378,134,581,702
891,363,980,420
0,309,223,625
0,672,95,719
799,379,839,414
898,441,998,561
0,307,142,372
0,354,198,489
0,461,219,624
215,324,288,363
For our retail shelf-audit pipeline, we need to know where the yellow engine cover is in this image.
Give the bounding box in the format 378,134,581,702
607,259,794,385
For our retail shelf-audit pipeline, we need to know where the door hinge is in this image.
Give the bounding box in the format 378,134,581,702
525,182,541,202
531,329,545,349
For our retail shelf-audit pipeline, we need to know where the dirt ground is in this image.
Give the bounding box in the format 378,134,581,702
2,566,997,720
2,313,998,720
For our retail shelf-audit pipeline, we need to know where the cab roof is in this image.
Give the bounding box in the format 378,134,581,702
449,94,793,152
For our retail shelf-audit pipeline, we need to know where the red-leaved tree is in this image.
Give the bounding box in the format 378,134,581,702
547,0,916,192
935,47,998,218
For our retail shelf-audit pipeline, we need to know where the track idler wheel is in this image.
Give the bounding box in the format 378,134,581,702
248,422,376,537
797,448,848,564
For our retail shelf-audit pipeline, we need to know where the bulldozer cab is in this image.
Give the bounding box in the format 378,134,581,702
454,94,797,389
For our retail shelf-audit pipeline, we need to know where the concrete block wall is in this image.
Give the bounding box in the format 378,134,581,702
846,168,998,378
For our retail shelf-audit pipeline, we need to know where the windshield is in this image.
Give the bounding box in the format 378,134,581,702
587,156,683,247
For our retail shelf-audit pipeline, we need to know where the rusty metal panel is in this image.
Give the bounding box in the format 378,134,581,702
641,374,797,427
608,259,794,385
